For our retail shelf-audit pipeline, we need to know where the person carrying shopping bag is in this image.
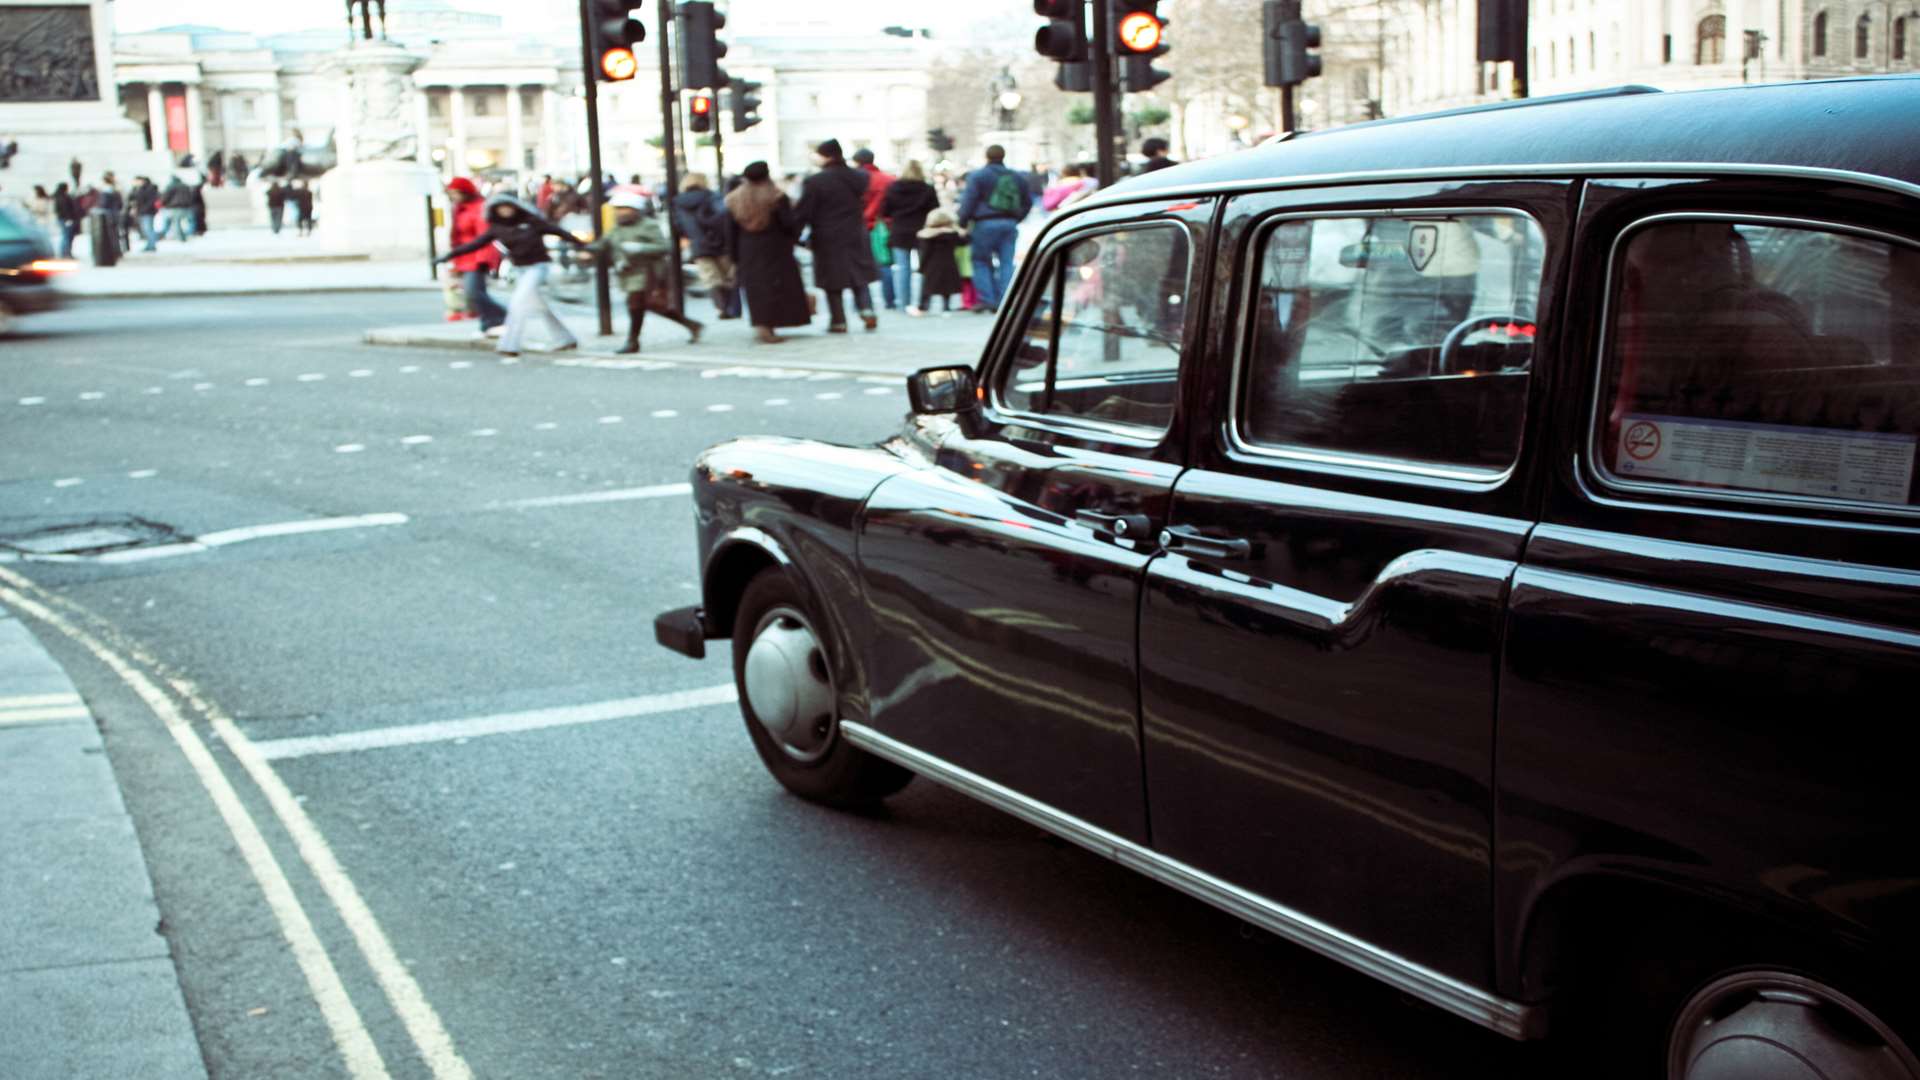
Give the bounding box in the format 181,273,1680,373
436,195,589,358
586,192,704,355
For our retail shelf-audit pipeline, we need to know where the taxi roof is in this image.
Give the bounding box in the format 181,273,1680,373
1103,75,1920,200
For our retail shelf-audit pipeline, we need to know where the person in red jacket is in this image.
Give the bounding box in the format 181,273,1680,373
446,177,506,335
852,148,899,310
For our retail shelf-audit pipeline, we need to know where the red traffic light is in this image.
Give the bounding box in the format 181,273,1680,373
1116,10,1163,52
691,94,712,115
599,46,638,80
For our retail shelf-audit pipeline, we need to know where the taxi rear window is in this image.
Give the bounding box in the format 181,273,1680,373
1596,218,1920,509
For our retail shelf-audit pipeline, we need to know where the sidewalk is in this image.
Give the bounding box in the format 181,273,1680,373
55,225,437,299
365,296,999,378
0,606,207,1080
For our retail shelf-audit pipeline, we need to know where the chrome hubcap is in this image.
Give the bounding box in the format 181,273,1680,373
1670,972,1920,1080
743,605,836,762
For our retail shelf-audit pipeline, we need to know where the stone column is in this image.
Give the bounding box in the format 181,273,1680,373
147,84,168,152
506,85,525,176
265,89,285,147
414,86,434,173
540,86,559,173
183,83,206,162
449,86,468,175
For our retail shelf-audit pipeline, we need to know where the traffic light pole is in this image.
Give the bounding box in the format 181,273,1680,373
657,0,685,315
1090,0,1120,187
577,0,613,335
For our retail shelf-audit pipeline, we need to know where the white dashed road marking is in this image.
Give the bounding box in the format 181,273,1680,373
706,404,734,413
400,435,434,445
129,469,158,479
349,369,374,378
597,415,623,424
815,392,844,400
19,397,44,405
764,398,789,406
399,365,421,373
245,378,269,387
651,409,678,418
534,422,558,430
79,391,104,400
487,482,692,510
469,428,499,437
298,373,327,382
250,684,738,761
52,478,82,488
335,444,367,454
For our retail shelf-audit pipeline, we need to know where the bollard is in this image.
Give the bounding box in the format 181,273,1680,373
86,208,120,267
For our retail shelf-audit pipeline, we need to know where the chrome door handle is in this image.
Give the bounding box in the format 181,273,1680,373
1158,524,1254,560
1074,509,1155,539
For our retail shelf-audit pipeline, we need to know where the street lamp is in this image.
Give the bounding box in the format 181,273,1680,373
992,69,1020,131
1225,112,1249,146
998,90,1024,112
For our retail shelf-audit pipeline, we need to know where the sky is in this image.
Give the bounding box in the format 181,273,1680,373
110,0,995,40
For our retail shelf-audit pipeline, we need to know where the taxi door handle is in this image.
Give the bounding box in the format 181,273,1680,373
1158,524,1254,560
1074,509,1155,539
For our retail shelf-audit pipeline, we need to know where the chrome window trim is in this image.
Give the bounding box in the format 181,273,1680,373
1585,211,1920,520
1224,205,1546,487
984,220,1197,446
840,720,1545,1042
1067,162,1920,216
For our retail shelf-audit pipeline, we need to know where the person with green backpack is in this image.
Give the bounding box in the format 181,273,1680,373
955,144,1033,315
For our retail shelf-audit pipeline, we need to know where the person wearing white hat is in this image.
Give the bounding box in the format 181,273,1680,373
586,191,704,354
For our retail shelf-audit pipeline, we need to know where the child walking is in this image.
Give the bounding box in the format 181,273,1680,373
437,195,589,357
587,192,704,354
916,210,968,316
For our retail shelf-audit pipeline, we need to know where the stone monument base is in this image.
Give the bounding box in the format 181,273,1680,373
316,160,440,258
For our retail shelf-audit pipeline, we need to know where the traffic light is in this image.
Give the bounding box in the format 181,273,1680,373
1034,0,1092,93
728,78,762,133
590,0,646,83
927,127,955,154
689,92,713,134
1115,1,1170,93
1263,0,1322,87
680,0,729,89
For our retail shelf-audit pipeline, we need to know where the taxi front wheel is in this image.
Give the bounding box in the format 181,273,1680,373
732,569,912,808
1666,970,1918,1080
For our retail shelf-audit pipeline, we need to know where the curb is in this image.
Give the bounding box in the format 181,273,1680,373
360,328,917,379
71,285,441,301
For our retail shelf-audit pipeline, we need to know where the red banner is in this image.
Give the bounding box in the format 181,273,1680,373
165,93,189,153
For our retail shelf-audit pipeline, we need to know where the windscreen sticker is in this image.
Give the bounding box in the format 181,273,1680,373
1616,414,1917,505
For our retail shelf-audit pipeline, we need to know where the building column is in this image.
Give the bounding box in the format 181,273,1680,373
147,84,168,153
183,83,206,162
449,86,468,175
265,89,285,148
540,86,559,174
507,85,526,175
414,85,433,170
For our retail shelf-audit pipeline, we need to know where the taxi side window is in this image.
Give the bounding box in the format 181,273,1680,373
1598,219,1920,508
998,225,1191,433
1241,212,1546,474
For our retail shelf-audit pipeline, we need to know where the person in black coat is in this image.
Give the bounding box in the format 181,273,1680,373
794,139,879,332
725,160,811,343
917,209,968,314
266,182,287,234
51,182,81,257
672,174,741,319
879,159,941,316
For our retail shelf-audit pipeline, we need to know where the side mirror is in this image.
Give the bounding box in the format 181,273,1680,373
907,365,979,415
1338,241,1372,269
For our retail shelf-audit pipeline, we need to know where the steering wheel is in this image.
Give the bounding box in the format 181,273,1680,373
1436,314,1535,375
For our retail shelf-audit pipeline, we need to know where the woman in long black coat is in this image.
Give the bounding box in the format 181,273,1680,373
794,139,879,332
725,161,811,343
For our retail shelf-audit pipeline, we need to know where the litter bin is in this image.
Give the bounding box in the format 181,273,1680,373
86,208,120,268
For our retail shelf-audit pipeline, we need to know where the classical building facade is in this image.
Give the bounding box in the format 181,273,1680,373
108,0,933,184
1300,0,1918,130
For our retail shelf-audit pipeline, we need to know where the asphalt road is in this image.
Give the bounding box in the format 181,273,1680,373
2,294,1536,1079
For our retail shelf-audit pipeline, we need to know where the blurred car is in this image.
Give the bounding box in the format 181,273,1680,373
0,205,73,334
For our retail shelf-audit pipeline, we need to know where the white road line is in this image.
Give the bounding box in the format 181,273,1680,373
487,482,691,510
70,513,409,565
650,409,678,418
399,365,421,373
79,391,104,400
597,415,623,424
706,404,734,412
129,469,158,479
20,396,46,405
863,387,893,395
348,369,374,378
469,428,498,437
764,398,790,406
534,422,558,430
0,570,399,1080
194,383,213,391
145,386,165,395
335,444,366,454
449,361,473,370
0,692,82,708
252,684,738,761
814,392,844,400
245,378,269,387
53,478,82,488
298,373,327,382
1,704,91,725
400,435,434,445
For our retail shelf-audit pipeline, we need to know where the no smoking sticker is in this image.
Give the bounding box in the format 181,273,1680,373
1623,420,1662,461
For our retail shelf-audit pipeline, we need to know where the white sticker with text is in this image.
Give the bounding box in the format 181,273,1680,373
1616,413,1916,505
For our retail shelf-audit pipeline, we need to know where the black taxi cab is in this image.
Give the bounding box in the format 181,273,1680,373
658,77,1920,1077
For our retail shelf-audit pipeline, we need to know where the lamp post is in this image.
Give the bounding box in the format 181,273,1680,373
993,69,1021,131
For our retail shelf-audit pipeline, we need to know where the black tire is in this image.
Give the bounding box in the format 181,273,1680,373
732,569,912,808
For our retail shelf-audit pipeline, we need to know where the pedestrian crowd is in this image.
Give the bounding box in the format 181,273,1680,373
424,134,1181,359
